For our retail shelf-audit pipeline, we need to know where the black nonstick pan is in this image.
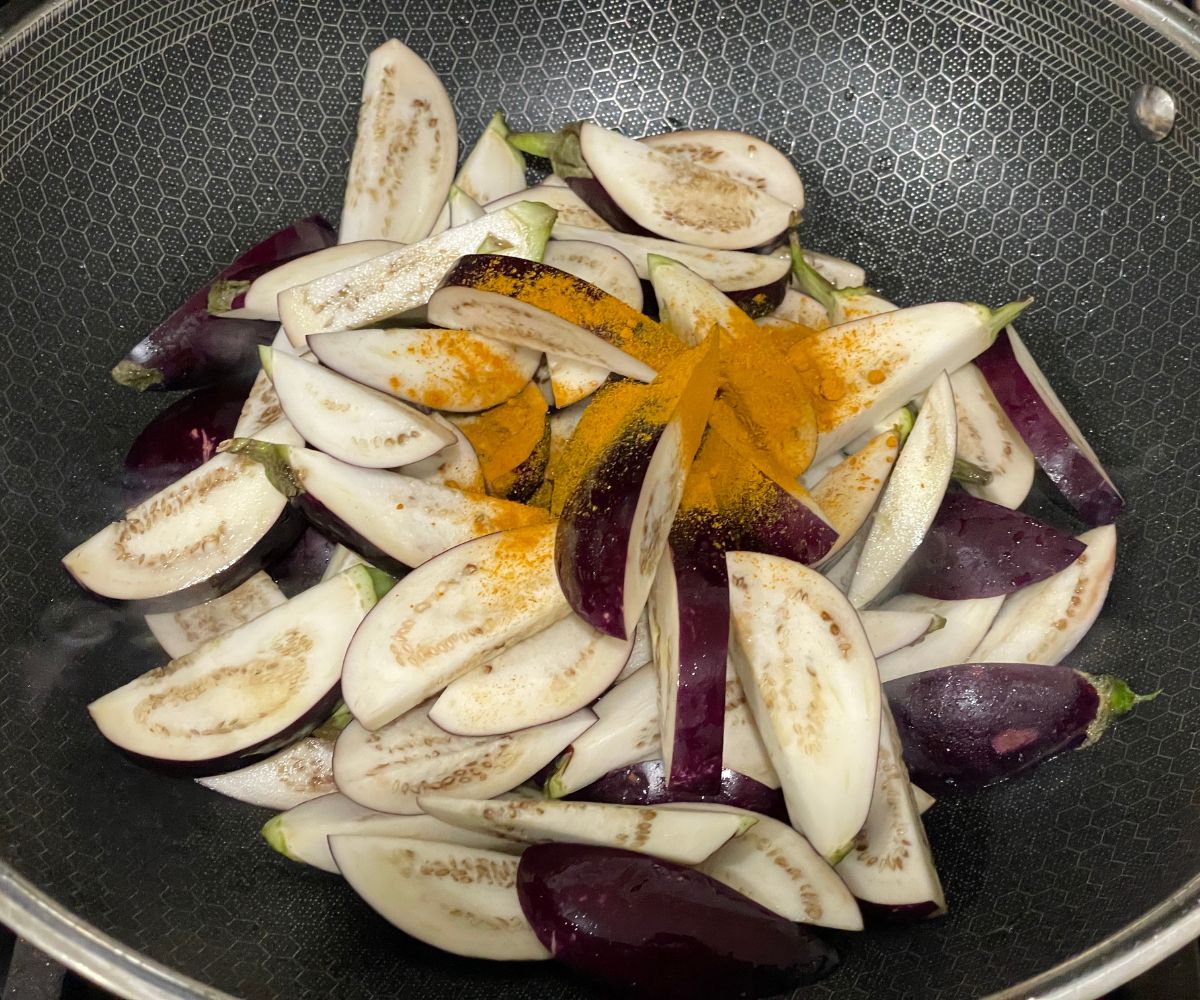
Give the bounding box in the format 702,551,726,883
2,1,1199,997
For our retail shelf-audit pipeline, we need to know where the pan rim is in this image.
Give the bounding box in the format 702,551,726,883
1,0,1199,997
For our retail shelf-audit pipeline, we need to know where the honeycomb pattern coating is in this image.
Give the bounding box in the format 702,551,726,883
1,1,1199,998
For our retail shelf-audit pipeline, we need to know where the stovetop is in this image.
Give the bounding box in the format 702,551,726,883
1,924,1197,999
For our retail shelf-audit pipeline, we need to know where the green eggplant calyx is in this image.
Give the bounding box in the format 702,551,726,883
111,360,164,391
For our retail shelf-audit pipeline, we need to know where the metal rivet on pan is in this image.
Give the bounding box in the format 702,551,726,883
1128,84,1176,142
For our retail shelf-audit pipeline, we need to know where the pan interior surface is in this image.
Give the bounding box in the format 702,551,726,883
1,1,1199,998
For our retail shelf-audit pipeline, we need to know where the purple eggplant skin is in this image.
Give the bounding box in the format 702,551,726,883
122,379,252,504
568,760,788,822
724,271,790,319
556,419,666,639
563,175,654,237
111,216,334,392
661,539,730,794
111,682,341,779
900,492,1087,600
858,900,944,924
974,328,1123,526
286,492,409,580
517,844,838,999
266,527,336,597
885,663,1152,793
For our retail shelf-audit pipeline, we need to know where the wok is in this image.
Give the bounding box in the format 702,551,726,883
1,1,1199,997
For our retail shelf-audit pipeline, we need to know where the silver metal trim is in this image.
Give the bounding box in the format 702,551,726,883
0,0,1198,997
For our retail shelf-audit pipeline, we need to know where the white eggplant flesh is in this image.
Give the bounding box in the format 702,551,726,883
448,185,485,227
684,804,864,930
809,430,900,568
575,121,792,250
550,223,791,296
397,412,486,492
837,705,946,916
234,370,304,441
341,522,570,730
727,551,881,863
875,593,1005,683
848,372,957,609
339,40,456,245
310,325,540,414
280,202,555,346
145,571,286,659
950,362,1036,509
261,792,519,873
822,531,865,596
616,610,653,681
454,112,527,207
859,610,937,658
758,288,829,330
544,355,609,409
486,185,613,230
721,664,781,790
197,734,334,810
320,544,369,582
913,785,937,814
430,614,632,736
969,525,1117,665
88,567,380,769
641,129,805,212
62,418,297,602
418,795,753,865
330,837,549,961
803,301,1021,461
545,663,660,798
334,702,593,813
211,241,400,320
264,348,455,468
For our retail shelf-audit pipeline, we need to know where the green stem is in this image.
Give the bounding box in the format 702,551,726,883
986,297,1035,337
221,438,302,499
542,751,572,799
110,360,164,391
952,456,994,486
207,279,250,315
507,130,560,158
1084,674,1160,745
363,565,398,600
787,223,837,319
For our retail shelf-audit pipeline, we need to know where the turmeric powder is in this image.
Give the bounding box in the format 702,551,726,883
384,327,533,411
450,382,548,495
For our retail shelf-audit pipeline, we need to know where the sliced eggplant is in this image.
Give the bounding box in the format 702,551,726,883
447,382,549,498
543,663,660,798
875,593,1005,683
63,419,302,604
859,609,937,658
727,550,881,862
233,368,302,442
556,343,717,639
567,760,786,820
950,362,1035,509
398,413,486,492
224,441,547,577
339,40,456,245
88,566,383,773
837,704,946,919
486,184,613,230
197,732,335,810
900,493,1087,600
331,836,549,961
334,701,593,812
111,216,334,391
550,223,791,315
512,122,793,250
516,844,839,996
208,240,400,320
641,129,805,212
759,287,828,330
618,609,654,680
265,526,337,597
427,255,658,381
808,430,900,567
308,325,541,413
975,326,1123,524
280,202,556,347
848,372,957,608
785,300,1030,462
418,795,753,864
970,525,1117,665
320,543,368,581
123,379,252,504
886,662,1150,792
453,112,527,208
722,664,781,790
688,804,864,930
262,347,455,468
649,544,729,793
430,614,632,736
144,571,286,659
913,785,937,815
341,522,570,730
788,232,897,327
262,792,520,873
